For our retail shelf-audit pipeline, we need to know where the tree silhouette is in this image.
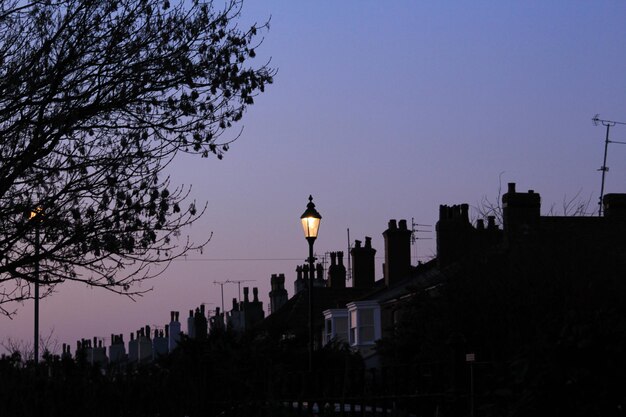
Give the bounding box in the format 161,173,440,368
0,0,274,315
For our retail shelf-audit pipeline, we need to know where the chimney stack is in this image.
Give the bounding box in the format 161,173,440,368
603,193,626,219
328,251,347,288
351,237,376,289
383,219,412,286
502,182,541,241
269,273,288,314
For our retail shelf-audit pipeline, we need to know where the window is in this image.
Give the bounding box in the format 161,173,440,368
322,309,349,346
347,301,381,347
350,310,357,345
335,317,348,342
359,309,375,343
325,319,332,344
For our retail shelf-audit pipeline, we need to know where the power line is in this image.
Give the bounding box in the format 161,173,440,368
176,257,305,262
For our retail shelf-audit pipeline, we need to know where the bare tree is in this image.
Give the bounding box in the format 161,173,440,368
1,328,59,362
474,175,594,228
0,0,274,316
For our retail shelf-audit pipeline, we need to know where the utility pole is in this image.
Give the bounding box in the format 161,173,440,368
592,115,626,216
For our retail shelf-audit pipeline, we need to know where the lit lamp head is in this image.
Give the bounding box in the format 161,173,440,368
300,195,322,241
29,207,43,220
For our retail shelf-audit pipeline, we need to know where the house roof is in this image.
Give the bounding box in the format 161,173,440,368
352,259,445,305
258,286,371,335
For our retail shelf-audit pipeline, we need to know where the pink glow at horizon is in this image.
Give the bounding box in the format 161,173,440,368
3,1,626,352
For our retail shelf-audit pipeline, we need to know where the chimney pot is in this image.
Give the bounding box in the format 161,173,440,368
316,263,323,280
508,183,516,194
461,204,469,223
389,219,397,229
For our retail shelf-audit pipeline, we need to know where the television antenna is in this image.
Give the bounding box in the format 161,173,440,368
213,281,231,316
225,279,256,302
592,115,626,216
411,218,432,263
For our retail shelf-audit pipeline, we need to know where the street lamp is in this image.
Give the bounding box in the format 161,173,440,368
29,207,43,365
300,195,321,372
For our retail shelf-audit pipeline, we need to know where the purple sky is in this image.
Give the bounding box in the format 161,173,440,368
3,0,626,353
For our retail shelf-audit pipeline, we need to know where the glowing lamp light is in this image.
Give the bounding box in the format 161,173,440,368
300,195,322,240
29,207,43,220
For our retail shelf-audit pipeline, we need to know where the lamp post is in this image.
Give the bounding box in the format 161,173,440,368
29,207,42,365
300,195,321,372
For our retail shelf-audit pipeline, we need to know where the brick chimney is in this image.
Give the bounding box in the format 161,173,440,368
383,219,412,286
502,182,541,242
294,265,306,294
313,263,326,287
328,251,347,288
436,204,473,267
603,193,626,219
351,237,376,289
269,273,288,314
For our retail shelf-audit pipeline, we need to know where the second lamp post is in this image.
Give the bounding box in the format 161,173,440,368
300,195,321,372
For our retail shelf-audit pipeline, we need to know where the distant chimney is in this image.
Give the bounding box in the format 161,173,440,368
502,182,541,241
270,273,288,314
253,287,259,302
328,251,347,288
383,219,412,286
351,237,376,289
603,193,626,219
316,263,324,283
294,265,308,294
436,204,474,267
187,311,196,339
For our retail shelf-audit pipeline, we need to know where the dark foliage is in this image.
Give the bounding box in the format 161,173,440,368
0,0,274,315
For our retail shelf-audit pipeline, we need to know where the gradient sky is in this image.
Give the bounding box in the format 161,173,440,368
3,0,626,353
